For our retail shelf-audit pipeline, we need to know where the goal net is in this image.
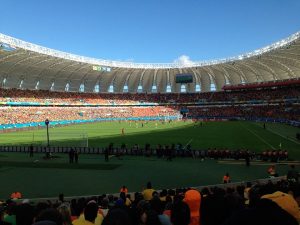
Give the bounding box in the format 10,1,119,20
31,130,89,147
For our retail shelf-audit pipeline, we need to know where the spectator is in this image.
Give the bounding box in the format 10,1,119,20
171,200,190,225
143,182,155,201
15,203,34,225
102,208,131,225
0,206,11,225
57,204,72,225
287,165,299,183
150,197,171,225
72,200,103,225
223,173,231,184
183,190,201,225
223,198,298,225
261,191,300,222
120,186,128,194
35,208,63,225
267,165,278,177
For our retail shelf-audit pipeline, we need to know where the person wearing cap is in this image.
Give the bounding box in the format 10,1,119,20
261,191,300,223
183,189,201,225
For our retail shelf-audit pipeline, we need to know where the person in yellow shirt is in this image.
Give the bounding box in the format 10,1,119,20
72,201,103,225
142,182,155,201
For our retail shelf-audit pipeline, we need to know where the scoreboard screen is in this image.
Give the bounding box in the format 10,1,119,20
92,65,111,72
175,74,193,83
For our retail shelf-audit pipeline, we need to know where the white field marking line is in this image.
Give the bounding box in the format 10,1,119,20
253,123,300,145
218,161,300,166
239,122,275,150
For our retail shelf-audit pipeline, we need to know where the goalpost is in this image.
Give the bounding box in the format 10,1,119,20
31,130,89,147
49,131,89,147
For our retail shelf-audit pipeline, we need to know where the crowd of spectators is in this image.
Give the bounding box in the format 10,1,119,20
0,84,299,106
0,178,300,225
0,104,299,126
184,105,300,121
0,81,299,126
0,107,180,125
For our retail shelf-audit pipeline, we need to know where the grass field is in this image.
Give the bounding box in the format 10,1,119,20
0,152,296,199
0,121,299,199
0,121,299,156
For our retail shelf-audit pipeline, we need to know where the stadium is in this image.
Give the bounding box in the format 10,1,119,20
1,2,300,224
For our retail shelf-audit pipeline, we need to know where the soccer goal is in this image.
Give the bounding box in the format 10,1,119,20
31,130,89,147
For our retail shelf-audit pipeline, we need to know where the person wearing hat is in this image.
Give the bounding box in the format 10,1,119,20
183,189,201,225
261,191,300,223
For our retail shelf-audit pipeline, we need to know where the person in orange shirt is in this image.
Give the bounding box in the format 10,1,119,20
120,185,128,194
10,191,22,199
223,173,231,183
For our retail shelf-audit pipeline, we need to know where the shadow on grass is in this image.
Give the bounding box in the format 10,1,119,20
0,161,121,170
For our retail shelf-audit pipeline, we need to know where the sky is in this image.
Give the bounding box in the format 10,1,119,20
0,0,300,63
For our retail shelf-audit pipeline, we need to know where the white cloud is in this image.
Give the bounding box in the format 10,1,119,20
173,55,194,66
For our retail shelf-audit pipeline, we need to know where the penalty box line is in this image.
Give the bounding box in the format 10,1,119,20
239,122,275,150
252,123,300,146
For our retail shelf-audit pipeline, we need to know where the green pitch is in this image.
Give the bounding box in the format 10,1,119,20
0,152,296,199
0,121,299,199
0,121,299,156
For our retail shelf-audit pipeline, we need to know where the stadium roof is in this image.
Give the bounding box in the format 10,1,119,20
0,31,300,93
